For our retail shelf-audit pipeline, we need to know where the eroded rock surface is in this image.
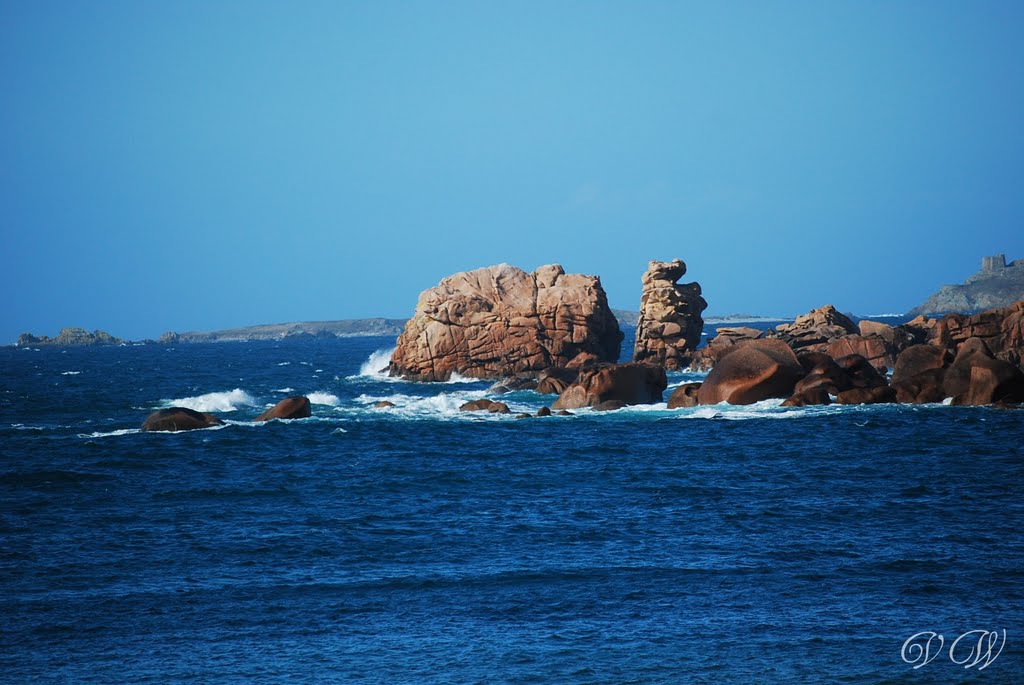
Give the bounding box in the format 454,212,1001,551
633,259,707,370
389,264,622,381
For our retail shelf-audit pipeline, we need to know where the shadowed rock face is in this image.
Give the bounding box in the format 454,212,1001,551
388,264,623,382
255,396,311,422
633,259,707,370
141,407,223,432
551,363,667,410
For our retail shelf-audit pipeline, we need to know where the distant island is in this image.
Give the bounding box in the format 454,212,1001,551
909,254,1024,316
611,309,791,327
15,319,407,347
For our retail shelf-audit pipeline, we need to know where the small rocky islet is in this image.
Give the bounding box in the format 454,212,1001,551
141,257,1024,430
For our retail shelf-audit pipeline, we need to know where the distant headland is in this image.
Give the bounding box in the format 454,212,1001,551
910,254,1024,316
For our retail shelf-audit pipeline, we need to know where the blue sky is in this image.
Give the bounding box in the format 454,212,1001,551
3,1,1023,342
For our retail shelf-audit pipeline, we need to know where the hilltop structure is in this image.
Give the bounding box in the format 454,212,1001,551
909,254,1024,316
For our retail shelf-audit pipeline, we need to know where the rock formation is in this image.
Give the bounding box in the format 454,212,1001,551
255,396,311,421
689,327,763,371
551,363,667,410
17,328,122,347
388,264,623,381
633,259,707,369
905,300,1024,369
773,305,857,350
141,407,223,432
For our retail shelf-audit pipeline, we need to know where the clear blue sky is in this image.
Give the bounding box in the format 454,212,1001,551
3,1,1023,342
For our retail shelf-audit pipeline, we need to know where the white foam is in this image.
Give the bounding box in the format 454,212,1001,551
307,391,341,406
61,371,81,375
164,388,256,413
277,361,291,366
78,428,141,438
273,387,296,393
349,390,528,419
357,348,394,378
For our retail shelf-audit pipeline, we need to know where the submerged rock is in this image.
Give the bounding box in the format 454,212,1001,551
255,396,311,421
633,259,707,370
141,407,223,432
388,263,622,381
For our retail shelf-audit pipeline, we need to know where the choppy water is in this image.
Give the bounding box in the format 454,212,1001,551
2,336,1022,683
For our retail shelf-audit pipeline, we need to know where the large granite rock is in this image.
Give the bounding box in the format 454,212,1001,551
551,363,667,410
633,259,707,370
388,264,623,381
698,339,803,405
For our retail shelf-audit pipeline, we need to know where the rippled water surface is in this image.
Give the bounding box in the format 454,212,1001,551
2,337,1022,683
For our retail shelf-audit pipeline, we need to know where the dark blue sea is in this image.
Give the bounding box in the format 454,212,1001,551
2,334,1022,683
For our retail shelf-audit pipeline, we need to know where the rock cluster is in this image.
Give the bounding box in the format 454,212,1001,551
388,264,623,381
633,259,707,369
18,328,122,347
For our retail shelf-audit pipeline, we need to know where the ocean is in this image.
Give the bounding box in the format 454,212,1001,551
2,333,1022,683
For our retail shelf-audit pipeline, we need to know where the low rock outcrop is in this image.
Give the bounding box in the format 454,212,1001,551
633,259,707,370
141,407,223,432
551,363,667,410
698,339,803,405
774,305,857,350
18,328,122,347
388,264,623,381
255,396,311,421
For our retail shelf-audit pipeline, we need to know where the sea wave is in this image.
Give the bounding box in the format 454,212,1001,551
307,392,341,406
61,371,82,376
273,387,296,393
357,348,394,378
164,388,256,413
350,391,530,419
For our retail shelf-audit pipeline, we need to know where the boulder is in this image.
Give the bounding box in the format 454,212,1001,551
551,363,668,410
488,402,511,414
388,263,623,381
633,259,707,369
535,367,579,395
782,386,832,407
487,374,539,395
834,354,888,389
593,400,627,411
892,368,948,404
697,339,803,405
796,351,836,373
793,358,852,396
460,399,496,412
141,407,224,432
892,344,951,384
373,401,397,409
945,338,1024,405
667,382,702,409
255,396,311,422
536,406,552,417
836,386,896,405
826,335,896,373
774,305,857,350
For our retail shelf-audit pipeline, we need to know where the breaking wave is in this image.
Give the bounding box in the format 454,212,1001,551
357,348,394,378
307,392,341,407
164,389,256,413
